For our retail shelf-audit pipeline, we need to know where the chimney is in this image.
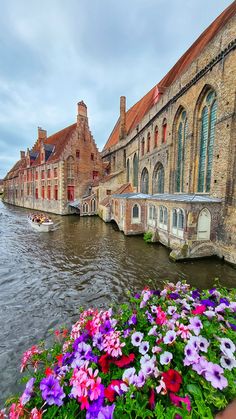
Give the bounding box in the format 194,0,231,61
38,127,47,146
77,101,87,118
20,150,25,159
119,96,126,140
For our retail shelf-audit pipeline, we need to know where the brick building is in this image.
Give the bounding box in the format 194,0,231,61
100,2,236,265
3,101,104,215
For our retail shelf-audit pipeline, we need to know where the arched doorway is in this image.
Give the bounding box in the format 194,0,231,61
197,208,211,240
152,163,165,194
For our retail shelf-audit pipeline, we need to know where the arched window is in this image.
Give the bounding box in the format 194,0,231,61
133,153,138,188
178,209,184,229
176,110,188,192
152,163,165,194
141,138,145,156
147,132,151,153
162,118,167,143
66,156,74,179
154,126,158,148
197,208,211,240
198,90,217,192
159,206,168,229
83,203,89,213
172,209,177,228
132,204,139,218
148,205,156,224
91,199,96,212
140,167,149,194
127,159,130,182
172,208,185,237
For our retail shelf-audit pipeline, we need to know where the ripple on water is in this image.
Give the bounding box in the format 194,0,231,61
0,200,236,405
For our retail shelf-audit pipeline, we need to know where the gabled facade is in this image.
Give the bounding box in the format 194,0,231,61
3,102,104,215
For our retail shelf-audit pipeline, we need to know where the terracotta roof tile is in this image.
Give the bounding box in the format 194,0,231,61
103,1,236,151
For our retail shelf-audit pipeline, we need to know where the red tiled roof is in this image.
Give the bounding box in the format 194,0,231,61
32,123,77,166
103,1,236,151
99,183,133,206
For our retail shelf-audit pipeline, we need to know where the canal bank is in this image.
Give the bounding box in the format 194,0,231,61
0,199,235,404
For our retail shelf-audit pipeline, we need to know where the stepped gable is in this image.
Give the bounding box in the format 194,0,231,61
32,123,77,165
5,158,26,180
103,1,236,151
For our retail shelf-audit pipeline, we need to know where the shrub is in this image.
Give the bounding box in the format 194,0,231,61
143,231,153,243
2,281,236,418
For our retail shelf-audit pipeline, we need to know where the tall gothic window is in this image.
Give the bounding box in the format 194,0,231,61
176,110,188,192
147,132,151,153
152,163,165,194
133,153,138,188
162,118,167,143
140,167,149,194
67,156,74,180
154,126,158,148
141,138,145,156
198,90,217,192
127,159,130,182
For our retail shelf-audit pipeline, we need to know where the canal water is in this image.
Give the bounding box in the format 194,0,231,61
0,199,235,405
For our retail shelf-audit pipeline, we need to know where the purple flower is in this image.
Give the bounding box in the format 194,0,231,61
93,333,104,351
219,338,235,357
97,404,115,419
122,367,136,385
145,311,155,324
228,322,236,331
192,356,209,375
169,292,179,300
201,299,215,307
220,355,236,370
160,351,173,365
135,370,146,388
191,289,201,299
62,352,74,366
131,331,144,346
163,330,177,344
86,385,105,418
167,306,177,316
197,336,209,353
85,350,98,363
100,320,113,334
189,317,203,336
205,362,228,389
40,375,65,406
139,341,149,355
73,332,89,351
123,328,131,338
204,310,216,320
21,378,35,405
128,314,137,326
220,298,230,306
134,293,140,299
184,343,199,365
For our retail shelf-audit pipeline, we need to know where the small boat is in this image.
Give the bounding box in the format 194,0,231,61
28,214,54,232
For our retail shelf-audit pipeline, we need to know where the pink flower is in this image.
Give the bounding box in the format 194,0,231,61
20,345,42,372
192,305,206,315
30,408,43,419
9,402,24,419
155,307,167,325
103,331,125,357
169,392,191,411
176,323,191,339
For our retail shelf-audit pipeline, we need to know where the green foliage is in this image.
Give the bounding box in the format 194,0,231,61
143,231,153,243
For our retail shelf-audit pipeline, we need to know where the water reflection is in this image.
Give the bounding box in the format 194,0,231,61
0,199,235,404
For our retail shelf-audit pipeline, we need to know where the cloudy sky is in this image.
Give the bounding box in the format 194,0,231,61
0,0,233,177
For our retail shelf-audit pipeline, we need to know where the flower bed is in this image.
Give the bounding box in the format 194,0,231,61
1,281,236,418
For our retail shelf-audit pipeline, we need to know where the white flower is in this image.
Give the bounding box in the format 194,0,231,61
139,341,149,355
220,355,236,371
160,351,173,365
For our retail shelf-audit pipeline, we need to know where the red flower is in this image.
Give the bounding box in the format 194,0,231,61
45,367,53,377
56,354,63,366
104,380,123,402
162,369,182,393
149,388,155,410
113,353,135,368
98,353,112,373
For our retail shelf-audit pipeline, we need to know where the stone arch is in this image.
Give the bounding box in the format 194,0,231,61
197,208,211,240
152,162,165,194
140,167,149,194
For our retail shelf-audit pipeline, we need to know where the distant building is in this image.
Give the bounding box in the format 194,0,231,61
0,179,4,194
3,102,104,214
100,2,236,265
